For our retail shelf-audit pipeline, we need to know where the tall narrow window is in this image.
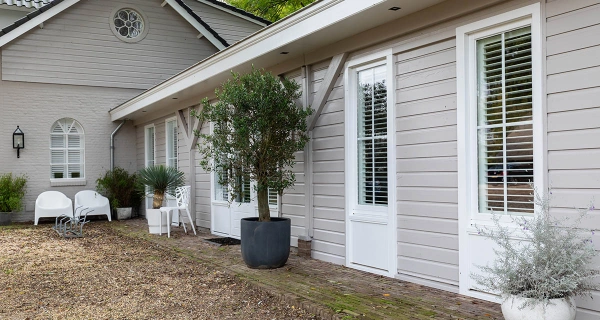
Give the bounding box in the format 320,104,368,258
357,65,388,206
166,119,178,169
50,118,84,179
214,163,229,201
477,26,534,214
236,175,251,203
145,125,155,167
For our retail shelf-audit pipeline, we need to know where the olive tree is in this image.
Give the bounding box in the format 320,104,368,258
196,67,312,222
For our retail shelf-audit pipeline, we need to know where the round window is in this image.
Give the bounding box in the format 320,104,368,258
110,7,149,43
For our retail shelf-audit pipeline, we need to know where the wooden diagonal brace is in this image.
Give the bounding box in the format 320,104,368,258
308,52,348,131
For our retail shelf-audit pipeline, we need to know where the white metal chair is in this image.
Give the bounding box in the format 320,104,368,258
74,190,111,221
159,186,196,237
34,191,73,225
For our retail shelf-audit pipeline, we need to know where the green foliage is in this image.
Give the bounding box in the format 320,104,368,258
0,173,27,213
96,167,143,213
195,67,312,221
136,165,185,209
226,0,316,21
472,191,600,308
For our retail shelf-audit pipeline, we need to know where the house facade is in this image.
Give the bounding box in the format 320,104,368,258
0,0,266,220
111,0,600,318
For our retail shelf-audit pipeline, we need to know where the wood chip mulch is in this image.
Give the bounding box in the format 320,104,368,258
0,225,318,319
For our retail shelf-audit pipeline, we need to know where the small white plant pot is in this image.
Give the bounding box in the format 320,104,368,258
501,296,576,320
146,209,169,235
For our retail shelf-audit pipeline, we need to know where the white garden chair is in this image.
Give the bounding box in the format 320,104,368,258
34,191,73,225
74,190,111,221
159,186,196,238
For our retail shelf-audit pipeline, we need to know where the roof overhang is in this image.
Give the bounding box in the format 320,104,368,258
110,0,445,122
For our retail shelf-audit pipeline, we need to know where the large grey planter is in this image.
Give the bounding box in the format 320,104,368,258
241,217,291,269
116,207,132,220
0,212,12,226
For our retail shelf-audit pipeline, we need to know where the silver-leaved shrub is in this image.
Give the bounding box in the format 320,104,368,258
471,191,599,308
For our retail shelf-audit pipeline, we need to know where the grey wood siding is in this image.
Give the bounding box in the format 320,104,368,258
395,39,459,291
194,121,211,229
281,69,306,247
2,0,218,89
546,0,600,317
185,1,263,45
309,59,346,265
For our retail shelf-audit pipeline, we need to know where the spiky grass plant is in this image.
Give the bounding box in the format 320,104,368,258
472,191,599,308
136,165,185,209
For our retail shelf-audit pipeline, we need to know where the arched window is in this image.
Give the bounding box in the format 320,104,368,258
50,118,85,179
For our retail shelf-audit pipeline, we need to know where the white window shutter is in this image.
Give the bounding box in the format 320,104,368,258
50,118,84,179
476,26,534,214
357,65,388,206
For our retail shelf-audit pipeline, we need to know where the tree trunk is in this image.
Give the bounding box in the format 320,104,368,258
153,190,164,209
257,187,271,222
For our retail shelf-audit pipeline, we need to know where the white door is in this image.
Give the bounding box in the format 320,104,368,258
210,173,278,239
345,54,396,277
229,177,255,238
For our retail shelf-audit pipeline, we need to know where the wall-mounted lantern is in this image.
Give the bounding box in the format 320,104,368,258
13,126,24,158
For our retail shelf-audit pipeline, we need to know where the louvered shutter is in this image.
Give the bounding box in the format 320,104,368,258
268,188,277,206
50,119,84,179
145,127,155,167
166,120,178,169
357,65,388,206
476,26,534,214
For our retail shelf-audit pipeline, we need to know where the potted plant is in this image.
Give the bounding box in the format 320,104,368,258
96,167,142,220
472,191,600,320
196,67,312,269
0,173,27,226
136,165,185,234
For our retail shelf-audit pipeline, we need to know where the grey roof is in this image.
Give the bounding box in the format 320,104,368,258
0,0,61,37
0,0,267,48
0,0,53,8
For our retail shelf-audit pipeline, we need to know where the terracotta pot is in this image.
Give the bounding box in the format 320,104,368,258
501,295,576,320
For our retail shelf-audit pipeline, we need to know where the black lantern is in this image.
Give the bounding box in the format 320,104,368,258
13,126,24,158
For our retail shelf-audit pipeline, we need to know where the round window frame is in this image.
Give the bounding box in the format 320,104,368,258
109,6,149,43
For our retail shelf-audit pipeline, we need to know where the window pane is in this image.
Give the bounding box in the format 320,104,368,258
357,65,388,206
166,120,178,169
476,26,533,215
146,127,155,167
51,135,65,148
215,167,228,201
268,188,278,206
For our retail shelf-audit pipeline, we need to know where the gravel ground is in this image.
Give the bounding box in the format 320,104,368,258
0,224,318,319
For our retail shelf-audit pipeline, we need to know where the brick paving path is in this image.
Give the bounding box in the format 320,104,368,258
112,219,502,319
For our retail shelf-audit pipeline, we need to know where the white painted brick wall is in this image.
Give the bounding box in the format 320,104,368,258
0,74,143,222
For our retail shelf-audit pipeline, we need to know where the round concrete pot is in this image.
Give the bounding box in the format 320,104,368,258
0,212,12,226
501,296,576,320
116,207,132,220
241,217,290,269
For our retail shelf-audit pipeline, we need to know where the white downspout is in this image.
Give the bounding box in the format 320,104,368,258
110,120,126,170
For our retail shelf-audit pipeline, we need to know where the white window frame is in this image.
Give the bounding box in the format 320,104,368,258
456,3,544,296
344,49,397,277
165,117,178,169
144,124,155,168
345,51,396,218
49,118,86,186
